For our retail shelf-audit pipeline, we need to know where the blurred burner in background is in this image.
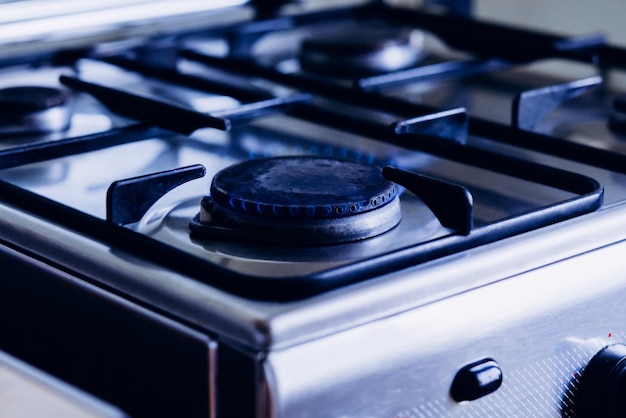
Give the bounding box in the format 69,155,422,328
298,23,425,77
250,0,304,18
0,86,72,137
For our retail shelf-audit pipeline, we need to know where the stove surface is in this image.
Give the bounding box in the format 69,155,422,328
1,3,626,417
0,0,622,325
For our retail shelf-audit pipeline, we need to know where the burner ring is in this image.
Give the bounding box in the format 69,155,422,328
298,25,423,77
191,156,402,244
211,156,397,219
0,86,70,112
0,86,72,136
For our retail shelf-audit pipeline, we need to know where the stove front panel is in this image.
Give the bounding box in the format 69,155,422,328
264,235,626,417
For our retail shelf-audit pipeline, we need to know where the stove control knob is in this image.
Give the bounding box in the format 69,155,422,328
450,358,502,402
578,343,626,418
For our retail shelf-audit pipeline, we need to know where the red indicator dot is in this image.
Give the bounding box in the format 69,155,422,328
573,372,580,379
609,333,613,338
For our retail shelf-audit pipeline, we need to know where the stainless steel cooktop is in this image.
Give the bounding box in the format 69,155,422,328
1,2,626,417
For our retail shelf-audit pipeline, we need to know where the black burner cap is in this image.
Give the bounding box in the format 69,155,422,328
0,86,70,113
210,156,397,220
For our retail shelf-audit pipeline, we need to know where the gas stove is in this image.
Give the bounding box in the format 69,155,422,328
1,1,626,417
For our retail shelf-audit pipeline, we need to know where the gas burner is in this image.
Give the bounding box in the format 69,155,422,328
298,24,424,77
190,156,401,245
0,86,72,137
